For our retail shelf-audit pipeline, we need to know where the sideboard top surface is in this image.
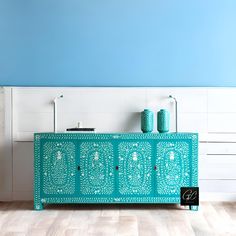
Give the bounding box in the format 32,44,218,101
34,132,198,140
34,132,198,135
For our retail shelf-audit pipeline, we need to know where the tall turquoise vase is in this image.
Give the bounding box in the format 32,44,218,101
141,109,153,133
157,109,170,133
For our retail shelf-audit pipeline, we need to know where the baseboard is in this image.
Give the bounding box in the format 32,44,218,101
200,192,236,201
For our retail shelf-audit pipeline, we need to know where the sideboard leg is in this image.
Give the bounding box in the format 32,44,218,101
34,201,44,211
189,205,198,211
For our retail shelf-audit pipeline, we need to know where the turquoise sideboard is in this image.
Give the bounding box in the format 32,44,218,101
34,132,198,210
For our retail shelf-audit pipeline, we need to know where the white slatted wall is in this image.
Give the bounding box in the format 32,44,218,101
1,87,236,200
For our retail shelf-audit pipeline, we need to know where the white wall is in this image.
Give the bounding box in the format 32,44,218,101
1,87,236,201
0,87,7,199
0,87,13,200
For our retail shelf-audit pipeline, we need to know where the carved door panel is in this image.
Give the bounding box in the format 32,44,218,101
79,142,115,196
155,141,191,196
117,141,152,196
42,141,76,195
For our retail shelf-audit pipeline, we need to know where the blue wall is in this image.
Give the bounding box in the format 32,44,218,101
0,0,236,86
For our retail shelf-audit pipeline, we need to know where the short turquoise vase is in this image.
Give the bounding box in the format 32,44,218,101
141,109,154,133
157,109,170,133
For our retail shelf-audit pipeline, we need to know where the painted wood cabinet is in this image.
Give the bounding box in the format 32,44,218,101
34,133,198,210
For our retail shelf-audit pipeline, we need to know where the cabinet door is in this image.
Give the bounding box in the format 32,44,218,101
117,141,152,196
79,142,115,196
155,141,191,196
42,141,76,195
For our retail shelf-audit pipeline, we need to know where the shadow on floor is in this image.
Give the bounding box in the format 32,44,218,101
0,201,191,211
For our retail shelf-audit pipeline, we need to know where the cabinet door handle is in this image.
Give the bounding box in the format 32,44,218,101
115,166,119,170
77,166,80,171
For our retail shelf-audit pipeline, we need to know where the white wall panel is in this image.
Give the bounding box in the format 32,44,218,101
208,89,236,113
178,113,208,133
0,88,13,200
14,87,146,113
199,155,236,179
15,112,142,141
145,88,173,110
206,133,236,142
0,88,7,199
199,143,208,155
0,88,4,112
199,180,236,193
146,88,207,113
208,113,236,133
13,142,33,193
14,88,56,113
58,112,141,133
1,87,235,201
60,88,146,113
16,112,53,133
207,143,236,155
172,88,207,113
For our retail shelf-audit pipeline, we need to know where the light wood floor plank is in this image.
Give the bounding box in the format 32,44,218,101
0,202,235,236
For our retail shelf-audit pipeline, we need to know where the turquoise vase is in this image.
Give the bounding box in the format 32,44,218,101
141,109,153,133
157,109,170,133
141,109,154,133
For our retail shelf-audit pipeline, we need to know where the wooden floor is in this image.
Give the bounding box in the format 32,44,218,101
0,202,235,236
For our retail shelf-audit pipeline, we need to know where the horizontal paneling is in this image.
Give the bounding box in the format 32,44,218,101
0,107,4,131
13,142,33,192
208,89,236,113
0,88,4,113
206,133,236,142
15,112,53,133
208,113,236,133
199,143,208,155
199,180,236,193
178,113,207,133
171,89,207,113
58,112,142,133
199,155,236,179
14,87,63,113
146,88,207,113
8,87,236,201
0,88,4,131
14,88,146,113
14,132,33,142
14,87,208,140
16,112,145,135
207,143,236,155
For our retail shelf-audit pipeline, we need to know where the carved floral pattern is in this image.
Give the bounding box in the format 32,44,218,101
118,142,152,195
80,142,114,195
156,141,190,195
42,142,76,194
34,133,198,210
